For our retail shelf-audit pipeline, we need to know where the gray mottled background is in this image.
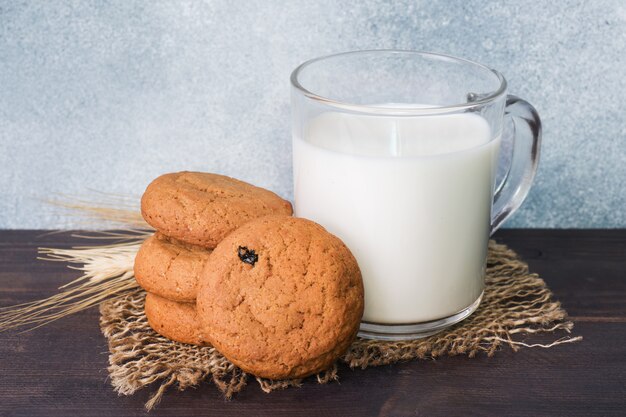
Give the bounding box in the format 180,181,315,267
1,0,624,229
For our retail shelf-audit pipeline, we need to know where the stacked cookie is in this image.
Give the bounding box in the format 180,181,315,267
134,171,364,379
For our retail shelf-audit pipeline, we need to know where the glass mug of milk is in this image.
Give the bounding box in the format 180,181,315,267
291,50,541,340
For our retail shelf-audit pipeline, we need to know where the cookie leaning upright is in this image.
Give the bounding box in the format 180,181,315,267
141,172,293,248
197,215,364,380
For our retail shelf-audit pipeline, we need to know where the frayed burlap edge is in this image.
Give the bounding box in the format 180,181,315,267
99,240,581,410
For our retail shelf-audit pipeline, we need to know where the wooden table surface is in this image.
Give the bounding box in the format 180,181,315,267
0,229,625,417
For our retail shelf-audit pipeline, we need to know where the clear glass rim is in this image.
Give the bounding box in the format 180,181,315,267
290,49,508,116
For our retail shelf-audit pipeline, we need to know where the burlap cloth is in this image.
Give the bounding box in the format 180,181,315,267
99,240,580,410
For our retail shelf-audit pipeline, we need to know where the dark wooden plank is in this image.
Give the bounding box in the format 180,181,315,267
0,230,625,417
495,229,626,320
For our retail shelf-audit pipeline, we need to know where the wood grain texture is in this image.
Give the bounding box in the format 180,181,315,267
0,229,625,417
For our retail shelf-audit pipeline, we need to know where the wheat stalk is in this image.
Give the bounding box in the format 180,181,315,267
0,199,149,332
44,192,147,229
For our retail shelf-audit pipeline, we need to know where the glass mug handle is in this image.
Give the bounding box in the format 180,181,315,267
490,95,542,234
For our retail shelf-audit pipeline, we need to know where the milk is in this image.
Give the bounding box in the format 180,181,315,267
293,111,500,324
